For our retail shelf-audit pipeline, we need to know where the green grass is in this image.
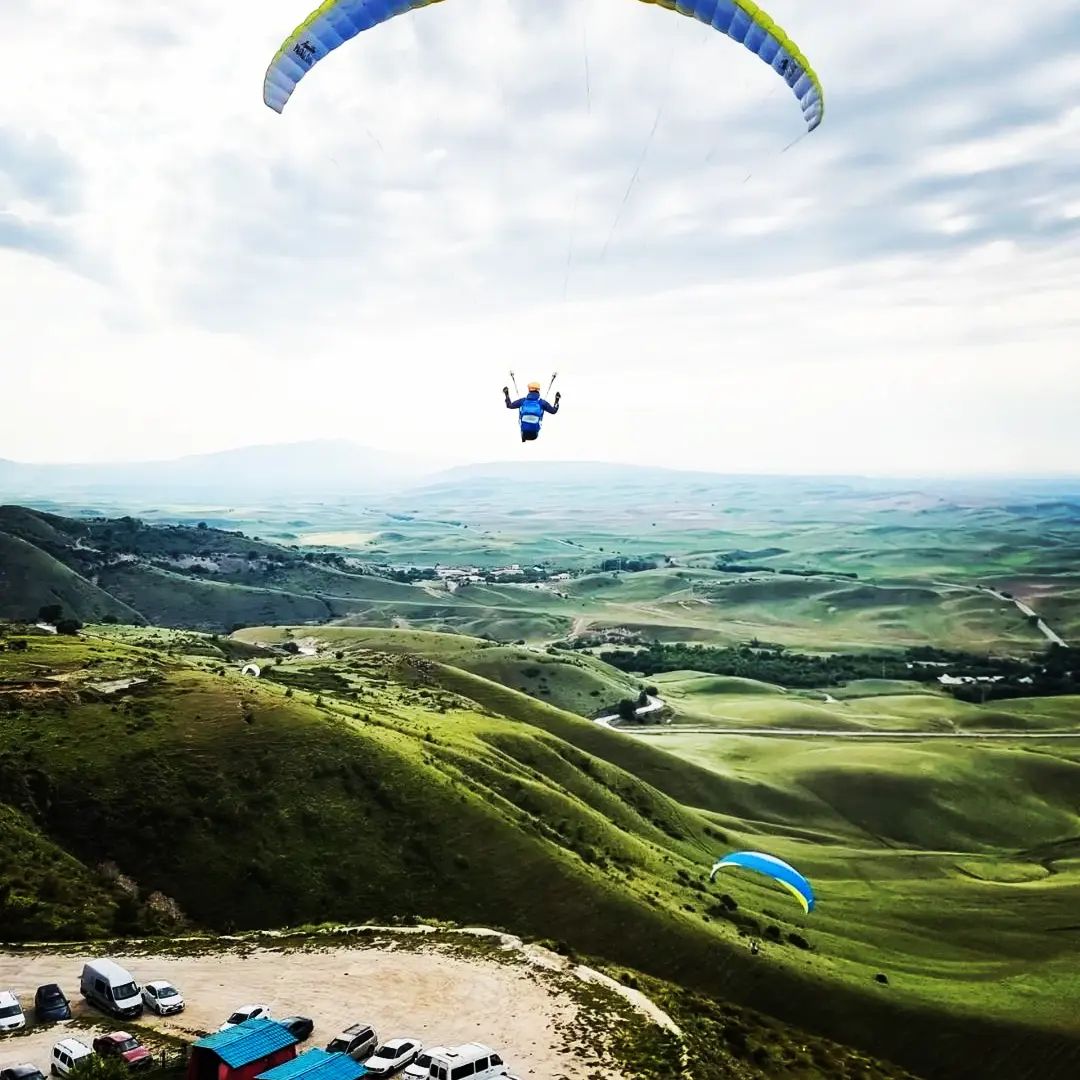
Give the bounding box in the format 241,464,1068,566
641,730,1080,1021
0,804,122,938
652,672,788,696
3,628,1080,1078
649,668,1080,735
3,503,1075,655
0,532,142,624
235,627,644,717
95,563,335,630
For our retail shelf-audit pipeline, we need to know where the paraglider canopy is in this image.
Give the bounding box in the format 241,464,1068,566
710,851,815,914
263,0,824,132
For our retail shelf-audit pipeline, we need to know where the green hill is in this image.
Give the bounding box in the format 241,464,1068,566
235,627,643,717
0,507,465,634
94,562,337,630
0,532,142,624
0,803,127,939
3,628,1080,1077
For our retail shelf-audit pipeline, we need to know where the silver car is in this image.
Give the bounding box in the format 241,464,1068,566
325,1023,378,1062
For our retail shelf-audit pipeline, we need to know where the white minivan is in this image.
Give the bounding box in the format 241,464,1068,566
425,1044,508,1080
80,959,143,1020
0,991,25,1032
51,1039,93,1076
404,1047,446,1079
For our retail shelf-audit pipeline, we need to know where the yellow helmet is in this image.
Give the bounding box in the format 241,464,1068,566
527,381,541,391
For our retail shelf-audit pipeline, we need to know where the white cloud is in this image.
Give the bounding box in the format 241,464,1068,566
1,0,1079,474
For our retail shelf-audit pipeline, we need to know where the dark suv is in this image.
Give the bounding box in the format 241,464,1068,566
35,985,72,1022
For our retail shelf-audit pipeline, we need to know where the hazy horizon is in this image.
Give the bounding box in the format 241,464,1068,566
2,437,1080,486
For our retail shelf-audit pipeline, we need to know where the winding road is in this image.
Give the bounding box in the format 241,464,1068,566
594,694,666,728
936,580,1069,647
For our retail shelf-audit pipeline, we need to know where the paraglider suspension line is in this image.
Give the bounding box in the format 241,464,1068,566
601,40,674,258
562,193,579,302
601,101,665,258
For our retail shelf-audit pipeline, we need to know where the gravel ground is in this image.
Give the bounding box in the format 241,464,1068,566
0,942,626,1079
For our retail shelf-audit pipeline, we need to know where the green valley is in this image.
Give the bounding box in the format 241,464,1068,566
2,480,1079,1080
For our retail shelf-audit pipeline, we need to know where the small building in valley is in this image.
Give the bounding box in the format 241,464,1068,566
188,1019,298,1080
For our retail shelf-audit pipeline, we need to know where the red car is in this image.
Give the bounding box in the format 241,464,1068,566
92,1033,152,1071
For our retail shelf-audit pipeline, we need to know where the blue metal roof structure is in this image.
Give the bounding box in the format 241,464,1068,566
258,1050,366,1080
192,1019,298,1068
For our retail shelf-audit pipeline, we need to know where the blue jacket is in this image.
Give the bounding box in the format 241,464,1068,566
506,390,558,428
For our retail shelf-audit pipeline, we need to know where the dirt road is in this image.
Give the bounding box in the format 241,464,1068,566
0,940,631,1079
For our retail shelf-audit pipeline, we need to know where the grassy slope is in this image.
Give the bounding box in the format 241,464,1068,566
0,804,122,939
0,532,143,623
95,564,336,631
0,506,82,547
653,670,1080,733
4,504,1073,653
643,730,1080,1021
235,627,643,717
566,568,1046,653
2,631,1079,1076
233,628,1080,1069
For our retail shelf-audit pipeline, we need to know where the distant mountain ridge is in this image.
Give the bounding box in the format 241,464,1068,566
4,441,1080,506
0,440,436,498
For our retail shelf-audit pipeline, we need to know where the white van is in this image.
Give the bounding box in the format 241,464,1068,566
0,991,25,1032
51,1039,93,1076
80,959,143,1020
404,1047,446,1079
425,1044,508,1080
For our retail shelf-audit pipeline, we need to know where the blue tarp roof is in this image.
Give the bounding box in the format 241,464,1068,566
258,1050,366,1080
193,1019,298,1068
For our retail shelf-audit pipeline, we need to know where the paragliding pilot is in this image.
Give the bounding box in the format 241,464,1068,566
504,380,560,443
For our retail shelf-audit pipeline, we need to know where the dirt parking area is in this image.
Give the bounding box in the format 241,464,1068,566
0,940,627,1079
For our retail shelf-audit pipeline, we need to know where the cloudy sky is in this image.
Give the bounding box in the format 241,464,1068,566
2,0,1079,475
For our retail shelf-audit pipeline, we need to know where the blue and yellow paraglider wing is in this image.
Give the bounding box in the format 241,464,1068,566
264,0,823,131
639,1,823,131
710,851,815,914
264,0,444,114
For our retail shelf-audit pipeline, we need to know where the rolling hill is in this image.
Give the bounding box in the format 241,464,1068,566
0,506,463,634
1,503,1074,657
5,625,1077,1079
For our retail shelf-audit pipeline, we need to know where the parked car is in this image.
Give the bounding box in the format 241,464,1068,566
80,960,142,1020
403,1047,446,1080
35,985,72,1023
141,982,185,1017
218,1004,271,1031
364,1039,422,1076
277,1017,314,1043
325,1022,378,1062
1,1066,46,1080
52,1039,93,1076
91,1032,152,1071
424,1044,508,1080
0,991,26,1032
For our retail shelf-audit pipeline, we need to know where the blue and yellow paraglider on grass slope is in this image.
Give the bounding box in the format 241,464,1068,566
264,0,823,132
710,851,816,914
